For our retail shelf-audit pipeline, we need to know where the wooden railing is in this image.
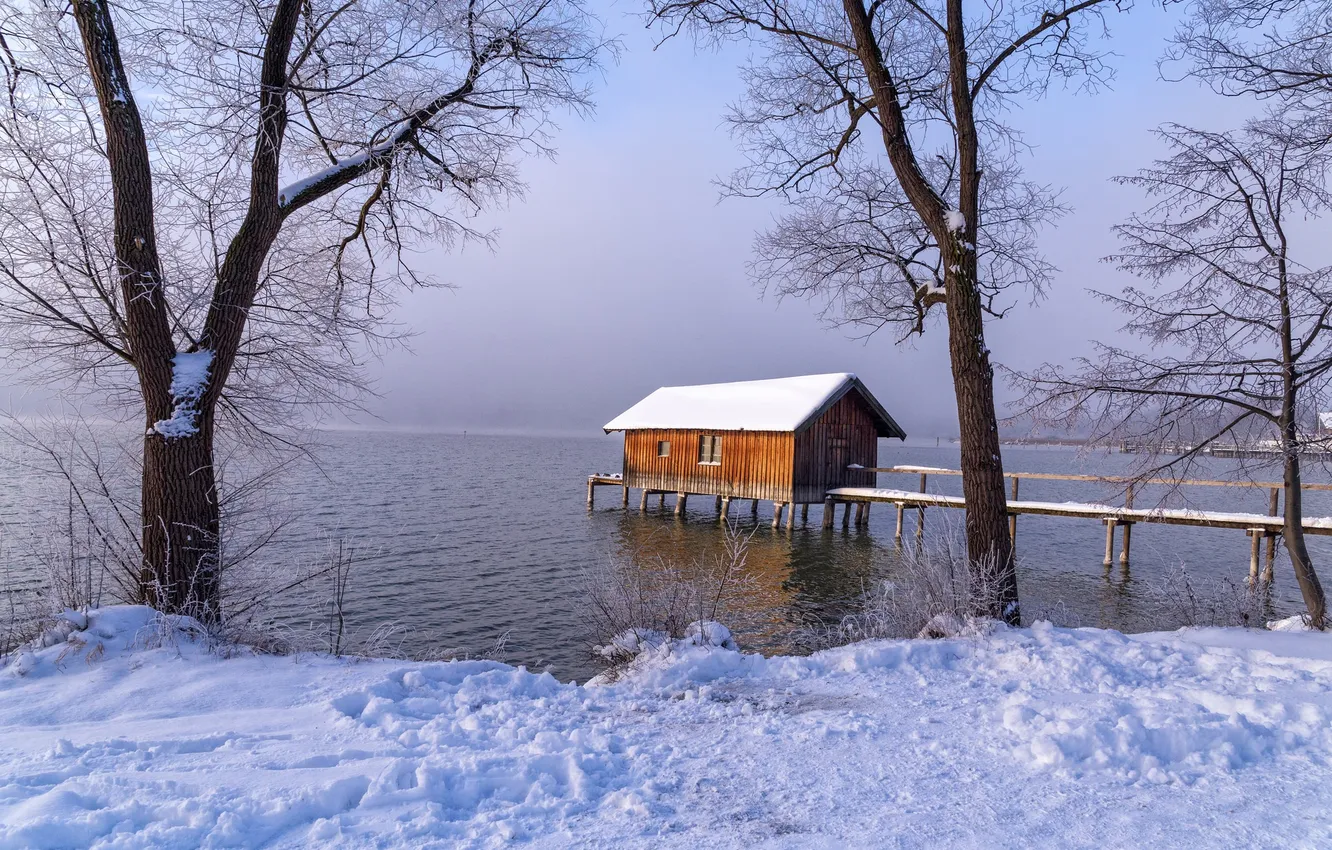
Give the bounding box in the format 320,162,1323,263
861,465,1332,491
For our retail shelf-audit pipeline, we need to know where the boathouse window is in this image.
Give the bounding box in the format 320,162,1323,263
657,440,670,457
698,435,722,465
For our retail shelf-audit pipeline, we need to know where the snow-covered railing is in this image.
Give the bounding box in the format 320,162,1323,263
825,483,1332,582
860,464,1332,492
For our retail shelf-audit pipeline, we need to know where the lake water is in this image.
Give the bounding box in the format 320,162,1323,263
3,430,1329,681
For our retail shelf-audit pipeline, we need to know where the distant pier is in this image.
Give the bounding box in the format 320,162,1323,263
1118,441,1332,459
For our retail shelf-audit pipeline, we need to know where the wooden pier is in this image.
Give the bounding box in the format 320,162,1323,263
592,464,1332,584
587,473,627,508
828,465,1332,582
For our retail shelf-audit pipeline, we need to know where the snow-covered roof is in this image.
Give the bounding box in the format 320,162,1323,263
603,373,905,438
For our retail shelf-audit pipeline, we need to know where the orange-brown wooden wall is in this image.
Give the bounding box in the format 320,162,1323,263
623,429,795,501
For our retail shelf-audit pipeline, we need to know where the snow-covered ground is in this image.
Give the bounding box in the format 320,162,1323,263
3,607,1331,849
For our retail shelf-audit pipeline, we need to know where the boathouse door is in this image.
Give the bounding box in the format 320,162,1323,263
826,434,850,482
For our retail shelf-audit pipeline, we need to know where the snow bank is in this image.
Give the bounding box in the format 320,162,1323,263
2,607,1331,847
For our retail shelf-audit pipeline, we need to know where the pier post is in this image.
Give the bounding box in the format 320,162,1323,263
772,501,784,529
1264,488,1280,582
823,497,835,529
801,503,810,525
916,473,928,543
842,501,852,529
1263,534,1277,584
639,489,649,512
1120,484,1134,565
751,499,759,518
674,493,687,517
894,503,904,544
715,495,723,515
719,496,730,523
1103,518,1117,567
1248,528,1263,583
785,502,795,531
587,479,594,509
1009,476,1020,545
622,484,629,508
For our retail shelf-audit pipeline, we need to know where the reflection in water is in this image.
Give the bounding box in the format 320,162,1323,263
606,508,888,654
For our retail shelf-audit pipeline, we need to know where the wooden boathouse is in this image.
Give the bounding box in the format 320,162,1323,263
599,373,905,523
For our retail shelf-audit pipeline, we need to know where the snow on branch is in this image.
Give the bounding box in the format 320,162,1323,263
275,31,518,214
277,119,410,210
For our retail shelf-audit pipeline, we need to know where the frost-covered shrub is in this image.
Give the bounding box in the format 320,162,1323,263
824,535,1006,644
1142,565,1271,630
582,525,754,670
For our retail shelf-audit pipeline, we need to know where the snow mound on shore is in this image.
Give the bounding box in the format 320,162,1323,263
592,620,738,666
5,605,215,680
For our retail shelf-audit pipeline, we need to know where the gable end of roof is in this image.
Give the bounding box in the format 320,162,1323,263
792,377,906,440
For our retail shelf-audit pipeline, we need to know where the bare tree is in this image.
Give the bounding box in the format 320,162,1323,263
753,161,1065,339
648,0,1129,623
1015,117,1331,628
0,0,602,619
1169,1,1332,114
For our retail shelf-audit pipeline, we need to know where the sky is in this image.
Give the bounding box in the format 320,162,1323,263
0,0,1264,439
362,0,1261,438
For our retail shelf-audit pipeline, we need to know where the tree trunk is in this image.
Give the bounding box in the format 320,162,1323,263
73,1,223,618
130,0,302,623
840,0,1019,623
944,243,1019,623
140,412,221,620
943,0,1018,624
1283,437,1327,629
1276,251,1325,628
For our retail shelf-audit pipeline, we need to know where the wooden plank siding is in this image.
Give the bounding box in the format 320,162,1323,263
623,429,795,502
791,391,879,503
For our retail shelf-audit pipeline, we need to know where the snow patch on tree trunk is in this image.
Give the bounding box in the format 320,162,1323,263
151,350,214,438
